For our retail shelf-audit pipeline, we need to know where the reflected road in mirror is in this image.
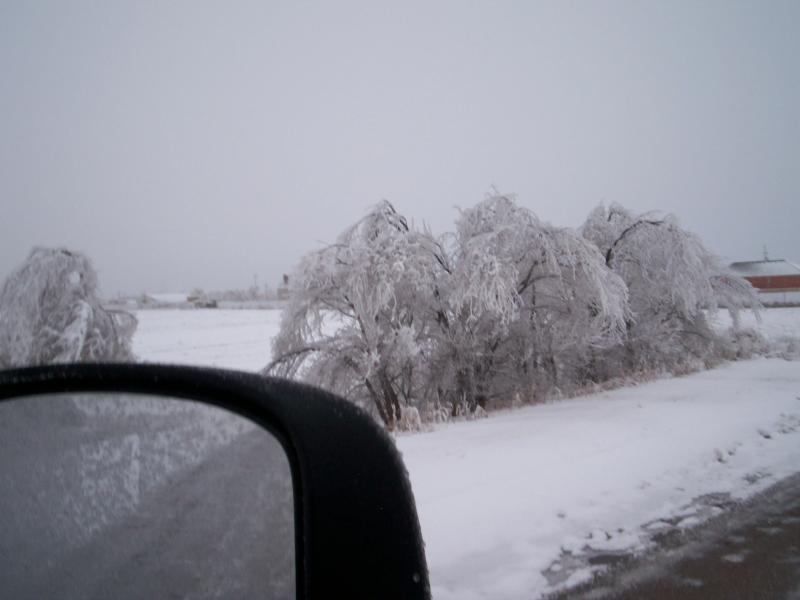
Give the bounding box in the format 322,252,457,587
0,393,294,599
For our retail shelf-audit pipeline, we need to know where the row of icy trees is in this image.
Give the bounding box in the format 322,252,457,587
0,248,136,368
266,195,759,430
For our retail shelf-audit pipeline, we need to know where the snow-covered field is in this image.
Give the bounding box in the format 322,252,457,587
711,305,800,344
133,309,281,371
133,307,800,599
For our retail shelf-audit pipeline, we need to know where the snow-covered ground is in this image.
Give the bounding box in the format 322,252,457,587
132,306,800,598
133,309,280,371
397,359,800,598
711,305,800,342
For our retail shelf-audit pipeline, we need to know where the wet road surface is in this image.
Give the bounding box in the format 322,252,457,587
554,473,800,599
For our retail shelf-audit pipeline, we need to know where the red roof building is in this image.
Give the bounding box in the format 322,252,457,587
729,258,800,306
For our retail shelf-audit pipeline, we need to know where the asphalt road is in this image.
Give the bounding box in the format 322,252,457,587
554,473,800,600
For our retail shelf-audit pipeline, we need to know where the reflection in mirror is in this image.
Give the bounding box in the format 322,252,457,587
0,393,295,600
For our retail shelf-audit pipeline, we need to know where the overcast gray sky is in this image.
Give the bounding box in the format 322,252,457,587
1,1,798,296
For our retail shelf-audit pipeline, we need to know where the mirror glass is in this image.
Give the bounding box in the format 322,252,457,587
0,392,295,600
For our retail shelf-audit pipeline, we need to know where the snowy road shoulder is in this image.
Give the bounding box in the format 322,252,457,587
396,358,800,600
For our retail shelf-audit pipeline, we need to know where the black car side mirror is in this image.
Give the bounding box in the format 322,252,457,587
0,364,430,600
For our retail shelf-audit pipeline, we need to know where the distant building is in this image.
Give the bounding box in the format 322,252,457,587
141,292,191,306
187,290,218,309
135,292,217,309
729,257,800,306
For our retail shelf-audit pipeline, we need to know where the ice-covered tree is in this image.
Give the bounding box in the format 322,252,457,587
265,201,445,429
439,195,628,406
581,203,758,372
0,247,137,367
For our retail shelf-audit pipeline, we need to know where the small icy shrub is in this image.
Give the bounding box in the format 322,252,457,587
720,327,769,360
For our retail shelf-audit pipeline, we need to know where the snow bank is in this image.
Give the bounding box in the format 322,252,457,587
397,358,800,599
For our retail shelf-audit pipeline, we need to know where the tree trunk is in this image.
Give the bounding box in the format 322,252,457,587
454,367,475,415
379,370,402,426
364,377,393,429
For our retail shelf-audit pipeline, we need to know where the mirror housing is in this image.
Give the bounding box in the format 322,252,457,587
0,364,430,600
